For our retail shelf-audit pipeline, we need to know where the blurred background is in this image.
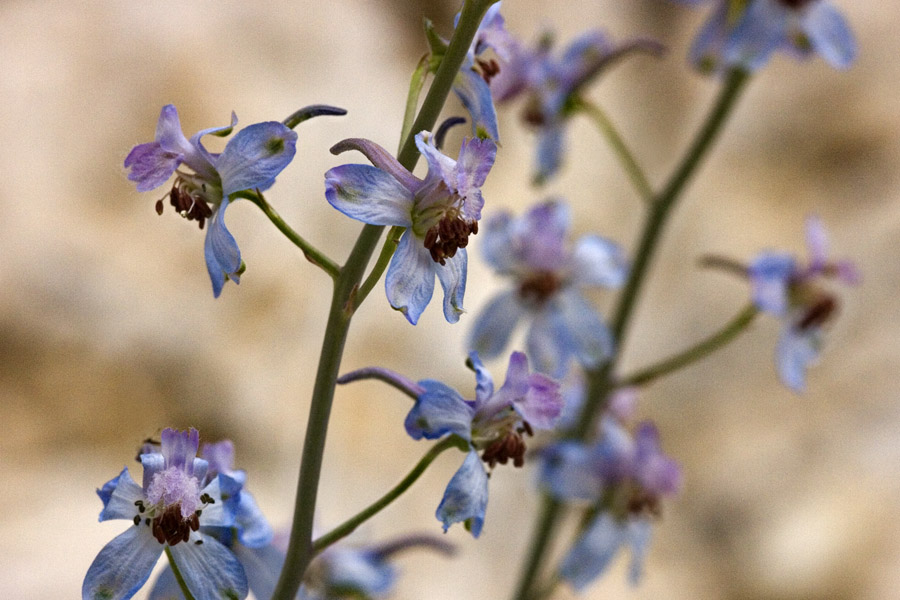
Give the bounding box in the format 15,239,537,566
1,1,897,598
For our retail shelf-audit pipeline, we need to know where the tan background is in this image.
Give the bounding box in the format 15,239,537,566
1,1,897,598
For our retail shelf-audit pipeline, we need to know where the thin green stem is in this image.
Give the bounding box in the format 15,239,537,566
164,546,197,600
575,97,654,204
399,55,431,154
312,436,464,555
270,4,496,599
238,190,340,279
511,68,751,600
357,226,403,306
619,303,758,388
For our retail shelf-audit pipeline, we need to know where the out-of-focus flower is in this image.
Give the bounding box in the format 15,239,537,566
83,428,248,600
672,0,856,73
748,216,858,391
125,105,297,296
490,29,662,182
539,403,680,590
468,200,627,377
325,132,496,324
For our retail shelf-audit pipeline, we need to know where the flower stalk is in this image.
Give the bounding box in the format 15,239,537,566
164,546,197,600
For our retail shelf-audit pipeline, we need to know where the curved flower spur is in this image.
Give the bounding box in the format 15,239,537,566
325,131,497,324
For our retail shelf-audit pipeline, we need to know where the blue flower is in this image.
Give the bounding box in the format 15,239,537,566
539,407,680,590
673,0,856,73
748,216,858,392
83,428,248,600
449,2,516,141
491,29,662,182
405,351,563,536
146,440,276,600
125,105,298,297
468,200,627,377
325,132,497,324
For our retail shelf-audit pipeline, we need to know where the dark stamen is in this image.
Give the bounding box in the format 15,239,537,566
796,295,837,331
151,504,200,547
518,271,561,305
476,57,501,84
481,432,528,469
423,215,479,265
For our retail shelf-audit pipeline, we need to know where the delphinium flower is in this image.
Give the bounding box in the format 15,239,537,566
340,351,562,536
146,440,278,600
468,200,628,377
83,428,248,600
124,104,298,297
325,131,497,324
672,0,856,74
539,400,681,590
489,28,662,182
746,216,858,391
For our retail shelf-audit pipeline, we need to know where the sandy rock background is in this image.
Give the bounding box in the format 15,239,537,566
1,1,897,598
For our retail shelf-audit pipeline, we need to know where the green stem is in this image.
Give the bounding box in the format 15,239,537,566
312,436,464,555
164,546,197,600
357,225,404,307
619,303,758,388
399,55,431,154
239,190,341,279
575,97,654,204
270,4,497,599
510,68,750,600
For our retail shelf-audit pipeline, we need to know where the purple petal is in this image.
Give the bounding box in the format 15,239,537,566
467,290,525,359
140,453,165,492
453,67,500,141
200,440,235,478
330,137,421,192
559,512,627,592
98,467,144,522
455,136,497,218
160,428,199,472
634,422,681,496
776,323,820,393
435,247,468,323
124,142,182,192
82,526,163,600
155,105,193,156
217,122,298,196
520,370,563,430
803,1,856,69
481,350,530,416
520,200,570,272
325,164,415,226
804,215,829,272
749,252,796,315
204,200,242,298
571,234,628,288
168,532,249,600
385,230,436,325
436,450,489,537
405,380,474,442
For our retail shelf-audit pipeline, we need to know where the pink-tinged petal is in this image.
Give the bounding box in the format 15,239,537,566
168,533,249,600
124,142,182,192
436,450,489,537
468,290,525,359
520,370,563,430
385,230,436,325
571,234,628,288
325,164,415,226
330,138,421,192
835,260,861,285
435,247,468,324
405,380,474,441
99,467,144,522
218,122,298,196
634,422,681,496
802,1,856,69
82,526,163,600
204,200,242,298
804,215,829,271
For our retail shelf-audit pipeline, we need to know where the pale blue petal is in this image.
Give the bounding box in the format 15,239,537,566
468,351,495,406
453,67,500,141
519,370,563,430
405,380,474,441
325,549,395,596
534,121,565,184
548,289,615,373
626,518,653,586
233,544,284,600
725,0,787,71
140,453,165,491
82,526,162,600
480,212,518,274
526,311,568,378
147,566,180,600
168,532,248,600
234,490,273,548
325,164,415,226
688,1,730,71
748,252,795,315
99,467,144,522
776,324,820,393
197,478,234,529
204,200,242,298
436,450,489,537
218,122,298,196
415,131,458,190
571,234,628,288
803,1,856,69
385,230,436,325
435,247,467,323
155,105,194,157
520,200,570,272
538,442,604,501
467,290,526,359
559,513,627,592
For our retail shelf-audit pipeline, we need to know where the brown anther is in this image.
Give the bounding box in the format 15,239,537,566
518,421,534,437
481,432,528,469
796,295,837,331
155,199,164,215
777,0,813,8
518,271,561,305
522,99,546,127
151,504,197,547
423,214,478,266
627,492,662,518
166,182,213,230
476,58,501,84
